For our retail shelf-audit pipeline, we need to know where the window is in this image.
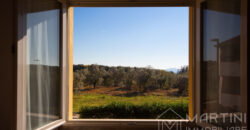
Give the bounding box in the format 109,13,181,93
16,0,195,129
199,0,246,128
201,0,241,114
13,0,248,129
26,9,61,129
72,7,190,119
17,0,64,129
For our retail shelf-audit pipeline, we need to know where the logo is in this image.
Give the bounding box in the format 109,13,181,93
156,108,247,130
156,108,185,130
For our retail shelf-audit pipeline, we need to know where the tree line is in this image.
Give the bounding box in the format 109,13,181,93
73,64,188,96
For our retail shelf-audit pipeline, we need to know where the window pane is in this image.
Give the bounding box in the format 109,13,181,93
26,9,61,130
201,0,241,114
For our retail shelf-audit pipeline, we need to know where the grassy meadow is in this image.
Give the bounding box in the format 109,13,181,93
74,94,188,112
73,93,188,119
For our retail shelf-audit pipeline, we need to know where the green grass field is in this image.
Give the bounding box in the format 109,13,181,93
74,94,188,119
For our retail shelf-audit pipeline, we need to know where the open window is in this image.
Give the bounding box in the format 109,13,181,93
66,2,195,123
15,0,248,129
194,0,248,128
17,0,66,129
72,7,190,120
17,0,195,129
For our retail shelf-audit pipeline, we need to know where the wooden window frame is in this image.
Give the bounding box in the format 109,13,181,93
63,0,195,123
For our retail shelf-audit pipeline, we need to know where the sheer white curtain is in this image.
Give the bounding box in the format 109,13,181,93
26,10,60,130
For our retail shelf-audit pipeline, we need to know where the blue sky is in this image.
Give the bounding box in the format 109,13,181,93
73,7,189,69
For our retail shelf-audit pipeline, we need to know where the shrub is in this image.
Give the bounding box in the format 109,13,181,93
79,101,188,119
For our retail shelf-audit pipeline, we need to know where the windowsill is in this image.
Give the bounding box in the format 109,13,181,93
61,119,197,130
69,119,189,122
65,119,190,126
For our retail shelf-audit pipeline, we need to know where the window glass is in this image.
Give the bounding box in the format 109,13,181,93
201,0,241,113
26,9,61,130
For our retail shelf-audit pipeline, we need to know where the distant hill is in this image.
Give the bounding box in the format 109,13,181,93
165,68,178,73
